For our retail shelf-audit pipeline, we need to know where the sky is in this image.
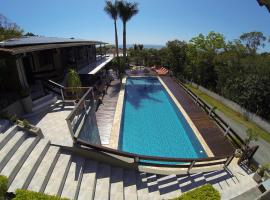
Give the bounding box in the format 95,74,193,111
0,0,270,48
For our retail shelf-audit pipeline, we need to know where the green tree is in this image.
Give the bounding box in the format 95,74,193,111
166,40,187,77
104,1,120,58
118,1,139,61
240,31,266,54
0,14,23,41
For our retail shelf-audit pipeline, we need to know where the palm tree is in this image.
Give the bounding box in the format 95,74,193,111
104,1,119,58
118,1,139,61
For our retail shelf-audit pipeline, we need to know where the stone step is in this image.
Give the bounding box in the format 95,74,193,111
0,119,10,133
145,174,161,199
94,163,111,200
157,174,181,200
77,160,98,200
32,95,57,113
0,125,18,150
136,172,153,200
61,156,85,200
110,167,124,200
123,169,138,200
44,151,72,196
0,131,26,170
32,94,53,107
1,136,39,186
8,139,50,193
28,146,60,192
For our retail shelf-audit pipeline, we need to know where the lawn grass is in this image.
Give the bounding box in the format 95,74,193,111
185,83,270,144
172,184,220,200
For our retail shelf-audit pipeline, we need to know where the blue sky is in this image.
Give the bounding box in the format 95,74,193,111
1,0,270,48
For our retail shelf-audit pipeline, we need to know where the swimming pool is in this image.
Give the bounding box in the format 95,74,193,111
119,77,207,159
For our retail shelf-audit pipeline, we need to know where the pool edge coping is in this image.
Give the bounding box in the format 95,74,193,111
158,76,214,157
108,77,127,149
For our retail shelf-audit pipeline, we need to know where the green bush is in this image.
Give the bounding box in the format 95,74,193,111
14,189,69,200
0,175,8,199
172,184,221,200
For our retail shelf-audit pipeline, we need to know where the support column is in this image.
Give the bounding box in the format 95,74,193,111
15,56,29,89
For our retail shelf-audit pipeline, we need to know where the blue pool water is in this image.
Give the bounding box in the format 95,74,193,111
119,77,207,159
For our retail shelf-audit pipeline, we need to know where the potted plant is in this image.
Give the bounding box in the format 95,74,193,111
253,163,270,183
66,69,82,102
20,88,32,113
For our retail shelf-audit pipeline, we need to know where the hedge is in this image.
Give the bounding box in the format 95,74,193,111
173,184,221,200
0,175,8,199
13,190,69,200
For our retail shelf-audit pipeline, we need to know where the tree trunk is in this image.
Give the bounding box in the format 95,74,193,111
114,20,119,58
123,22,127,62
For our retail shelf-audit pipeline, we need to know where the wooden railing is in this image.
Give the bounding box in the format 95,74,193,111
76,138,234,170
62,80,235,171
173,78,245,149
43,80,93,103
65,87,95,140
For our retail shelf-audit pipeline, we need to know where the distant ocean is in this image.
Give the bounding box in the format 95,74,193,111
118,44,164,49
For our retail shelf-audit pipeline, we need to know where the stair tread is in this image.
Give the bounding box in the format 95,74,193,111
136,172,152,200
0,131,26,168
28,146,60,192
110,167,124,200
145,174,161,199
77,160,98,200
1,136,36,178
44,152,72,196
123,169,138,200
8,139,50,193
61,156,85,200
94,163,111,200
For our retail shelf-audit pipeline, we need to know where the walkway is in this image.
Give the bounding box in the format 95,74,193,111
96,79,121,145
161,76,235,157
25,102,75,147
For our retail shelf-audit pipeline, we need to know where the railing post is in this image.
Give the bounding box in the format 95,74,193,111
224,155,234,167
61,88,65,102
134,157,139,163
187,160,196,174
195,96,199,105
224,126,230,136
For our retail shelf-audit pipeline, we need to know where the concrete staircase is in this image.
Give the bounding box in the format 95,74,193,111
0,125,256,200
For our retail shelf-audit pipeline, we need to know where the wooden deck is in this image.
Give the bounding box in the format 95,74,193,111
161,76,235,157
96,79,121,145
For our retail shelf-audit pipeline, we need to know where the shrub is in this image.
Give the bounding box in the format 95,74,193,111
14,189,69,200
172,184,221,200
0,175,8,199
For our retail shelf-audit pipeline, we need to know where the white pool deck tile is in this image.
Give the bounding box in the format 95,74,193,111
25,103,75,147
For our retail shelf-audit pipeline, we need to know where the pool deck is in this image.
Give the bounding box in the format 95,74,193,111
160,76,235,157
96,79,121,145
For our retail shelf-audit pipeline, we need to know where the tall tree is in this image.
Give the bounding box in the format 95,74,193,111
240,31,266,54
118,1,139,61
0,14,23,41
104,1,119,58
